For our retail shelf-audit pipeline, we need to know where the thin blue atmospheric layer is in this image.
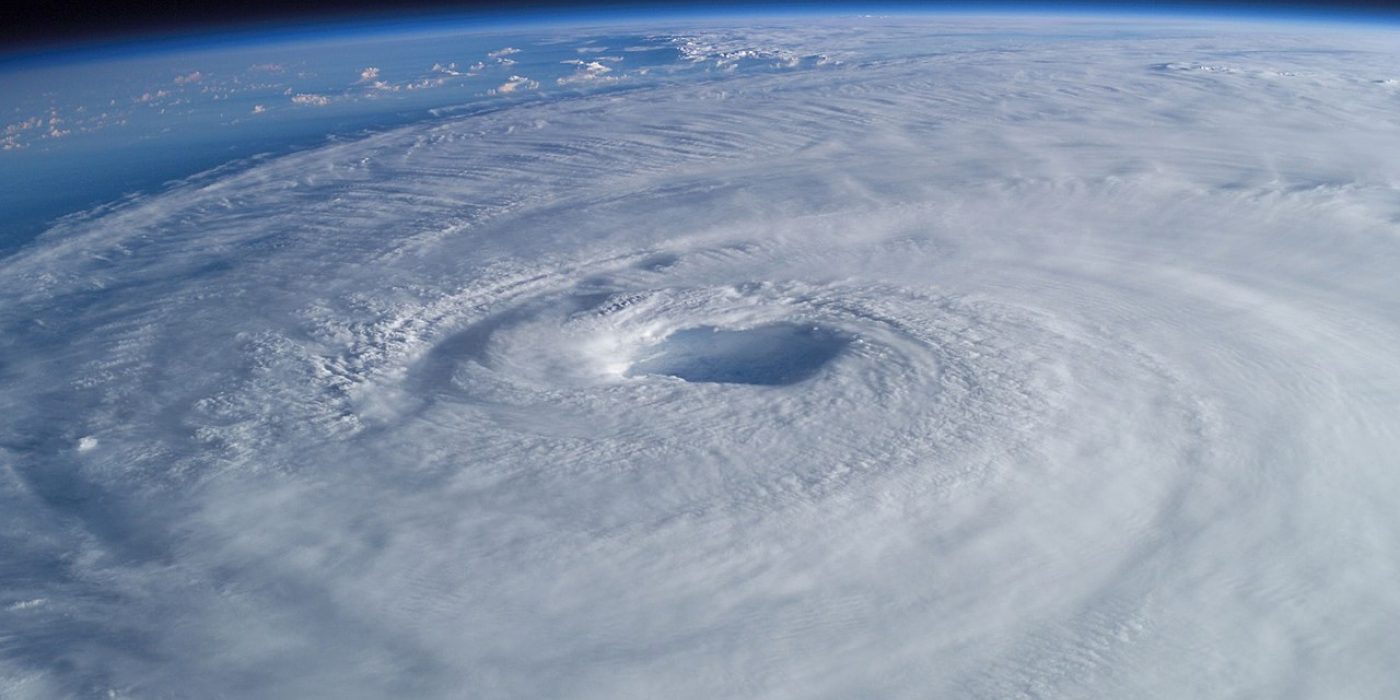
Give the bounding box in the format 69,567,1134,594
628,324,850,386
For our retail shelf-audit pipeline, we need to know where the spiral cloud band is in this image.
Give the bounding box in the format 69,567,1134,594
2,19,1399,698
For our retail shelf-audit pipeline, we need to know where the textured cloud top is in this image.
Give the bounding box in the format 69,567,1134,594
3,17,1400,699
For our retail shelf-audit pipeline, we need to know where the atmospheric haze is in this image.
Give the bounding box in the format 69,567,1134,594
2,15,1400,699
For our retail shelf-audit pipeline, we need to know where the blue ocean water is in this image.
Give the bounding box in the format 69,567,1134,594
3,5,1393,256
0,23,694,254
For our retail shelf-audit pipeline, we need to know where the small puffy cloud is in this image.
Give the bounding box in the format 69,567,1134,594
251,104,268,114
490,75,539,95
358,67,380,82
4,115,43,135
403,78,448,91
556,60,617,86
291,93,332,107
487,47,520,59
174,71,203,85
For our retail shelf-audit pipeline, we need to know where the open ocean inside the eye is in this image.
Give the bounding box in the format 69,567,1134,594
627,324,849,385
2,10,1400,699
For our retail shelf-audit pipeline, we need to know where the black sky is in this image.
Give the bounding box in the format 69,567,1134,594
4,0,1398,51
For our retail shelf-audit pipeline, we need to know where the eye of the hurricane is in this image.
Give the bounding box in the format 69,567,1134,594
627,323,849,386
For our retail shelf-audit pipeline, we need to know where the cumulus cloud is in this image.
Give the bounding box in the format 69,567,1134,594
490,75,539,94
556,59,617,86
290,93,332,106
2,115,44,147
